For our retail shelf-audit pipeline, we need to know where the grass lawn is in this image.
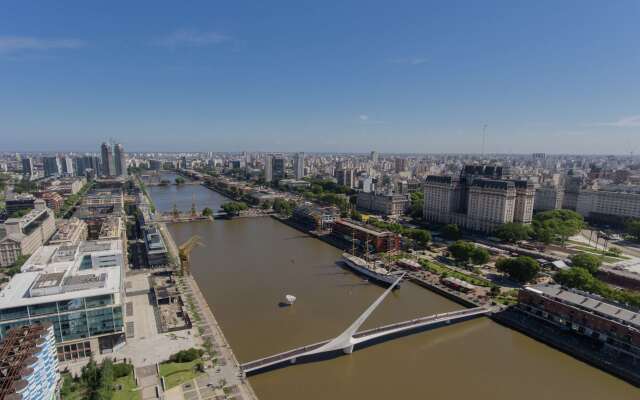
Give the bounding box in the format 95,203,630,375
419,260,492,287
113,373,141,400
569,243,630,260
62,371,141,400
159,359,204,389
60,373,87,400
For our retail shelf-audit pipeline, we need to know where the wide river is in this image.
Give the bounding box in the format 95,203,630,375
153,178,638,399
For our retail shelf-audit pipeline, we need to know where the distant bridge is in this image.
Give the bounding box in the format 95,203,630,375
241,274,489,375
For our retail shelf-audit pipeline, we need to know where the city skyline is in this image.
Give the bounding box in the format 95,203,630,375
1,1,639,154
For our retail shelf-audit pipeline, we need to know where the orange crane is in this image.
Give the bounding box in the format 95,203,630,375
178,235,202,275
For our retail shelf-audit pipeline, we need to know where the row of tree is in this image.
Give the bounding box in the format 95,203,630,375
61,358,132,400
366,217,432,247
494,209,585,245
447,241,490,265
496,256,540,283
555,253,640,307
221,201,248,215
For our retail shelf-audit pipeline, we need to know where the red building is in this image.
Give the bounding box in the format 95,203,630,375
331,219,401,253
39,192,64,213
518,285,640,361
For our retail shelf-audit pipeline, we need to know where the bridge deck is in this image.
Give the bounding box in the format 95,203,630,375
240,340,329,372
352,307,487,340
241,307,488,373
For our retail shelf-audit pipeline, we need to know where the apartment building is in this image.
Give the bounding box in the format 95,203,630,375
0,201,56,267
0,323,59,400
576,188,640,225
356,192,409,217
534,185,565,211
5,194,36,217
423,165,534,233
39,192,64,213
48,218,88,246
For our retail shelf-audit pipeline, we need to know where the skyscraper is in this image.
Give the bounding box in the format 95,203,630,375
101,142,114,177
114,143,126,176
61,156,74,176
21,157,34,176
78,155,101,177
294,152,305,179
370,151,379,163
264,155,273,182
43,156,61,177
272,156,286,181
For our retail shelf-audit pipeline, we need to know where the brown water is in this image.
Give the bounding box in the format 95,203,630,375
147,173,229,213
167,218,638,400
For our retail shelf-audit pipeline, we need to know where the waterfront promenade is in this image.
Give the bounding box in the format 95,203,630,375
179,275,260,399
156,214,259,399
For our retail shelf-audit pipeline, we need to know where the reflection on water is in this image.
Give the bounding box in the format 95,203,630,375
147,173,229,213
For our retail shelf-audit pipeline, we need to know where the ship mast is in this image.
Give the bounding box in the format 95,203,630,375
352,229,356,256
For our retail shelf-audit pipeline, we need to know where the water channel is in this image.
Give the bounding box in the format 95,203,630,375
149,176,638,399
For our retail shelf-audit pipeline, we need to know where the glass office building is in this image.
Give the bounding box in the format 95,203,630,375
0,240,125,362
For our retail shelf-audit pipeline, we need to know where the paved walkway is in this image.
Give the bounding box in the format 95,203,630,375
136,364,161,400
180,275,258,400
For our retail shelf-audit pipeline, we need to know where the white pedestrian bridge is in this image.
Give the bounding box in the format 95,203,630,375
241,274,489,375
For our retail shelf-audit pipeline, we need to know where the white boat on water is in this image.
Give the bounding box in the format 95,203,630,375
341,253,401,289
285,294,297,305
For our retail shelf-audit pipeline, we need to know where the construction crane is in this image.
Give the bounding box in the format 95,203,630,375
172,202,180,221
190,193,197,217
178,235,202,275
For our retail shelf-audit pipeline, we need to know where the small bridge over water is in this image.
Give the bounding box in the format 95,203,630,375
241,274,490,375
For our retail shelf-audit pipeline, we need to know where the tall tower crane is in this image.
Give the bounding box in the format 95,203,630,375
178,235,202,275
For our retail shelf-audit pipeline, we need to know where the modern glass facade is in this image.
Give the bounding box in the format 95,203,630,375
0,294,123,343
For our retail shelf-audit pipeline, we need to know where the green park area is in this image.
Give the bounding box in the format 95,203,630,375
61,360,139,400
159,348,206,389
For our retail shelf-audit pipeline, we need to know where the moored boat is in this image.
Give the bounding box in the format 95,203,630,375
341,253,401,289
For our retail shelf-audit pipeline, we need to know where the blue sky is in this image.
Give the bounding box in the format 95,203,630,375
1,1,639,154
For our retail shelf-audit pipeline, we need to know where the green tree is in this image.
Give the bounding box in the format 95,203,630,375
97,359,114,400
81,358,101,398
441,224,461,240
273,198,294,215
221,201,248,216
448,240,476,263
569,253,602,274
175,177,186,185
555,267,597,290
495,223,532,243
410,229,431,247
495,256,540,284
6,255,29,276
471,247,490,265
14,178,37,194
532,209,584,245
350,210,363,221
535,227,554,244
201,207,213,217
408,192,424,219
554,267,640,308
310,184,323,194
625,219,640,241
10,208,32,218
